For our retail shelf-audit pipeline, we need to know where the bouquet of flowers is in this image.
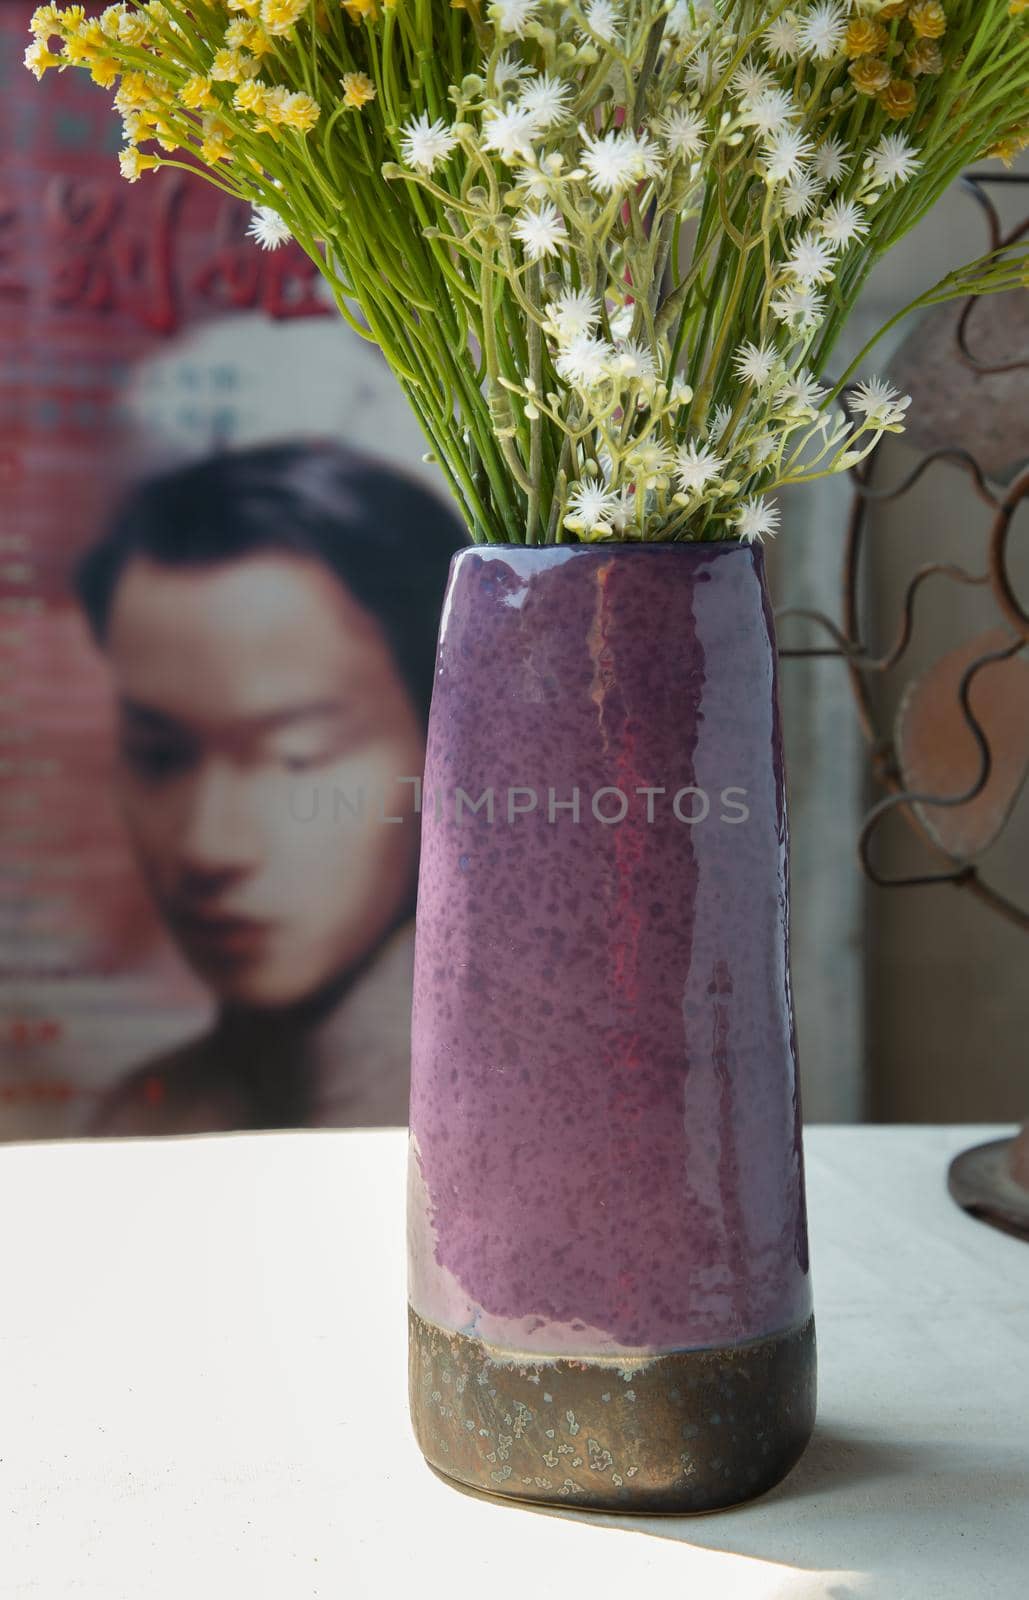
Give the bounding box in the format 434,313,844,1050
26,1,1029,544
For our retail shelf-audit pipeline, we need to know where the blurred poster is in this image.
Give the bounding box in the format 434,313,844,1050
0,2,463,1139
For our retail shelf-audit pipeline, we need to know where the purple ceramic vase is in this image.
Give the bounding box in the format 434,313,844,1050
407,543,815,1513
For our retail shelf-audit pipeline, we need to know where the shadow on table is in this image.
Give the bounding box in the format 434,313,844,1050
523,1421,1029,1585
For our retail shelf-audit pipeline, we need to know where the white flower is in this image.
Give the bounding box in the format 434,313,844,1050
627,439,674,487
777,369,827,413
545,288,601,342
675,439,726,493
516,149,571,199
812,135,850,185
734,339,780,389
868,132,920,189
555,333,614,389
400,112,458,173
669,374,694,406
518,73,573,131
491,0,540,39
798,2,846,61
787,230,836,284
512,201,568,260
733,496,781,543
581,131,639,195
664,1,697,39
765,15,802,62
565,478,622,533
246,204,291,250
606,487,638,534
770,282,826,330
706,402,734,443
847,377,911,429
493,50,531,95
665,0,718,39
740,88,799,139
819,197,868,249
657,105,707,160
668,0,707,39
685,46,730,93
762,126,814,183
609,339,657,385
580,128,662,195
482,103,539,163
749,433,777,468
731,58,777,106
629,131,666,179
781,170,822,219
607,302,635,339
583,0,620,42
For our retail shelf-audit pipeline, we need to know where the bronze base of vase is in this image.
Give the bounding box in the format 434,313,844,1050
409,1306,816,1514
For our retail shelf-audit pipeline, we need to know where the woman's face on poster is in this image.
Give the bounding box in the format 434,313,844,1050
103,550,425,1008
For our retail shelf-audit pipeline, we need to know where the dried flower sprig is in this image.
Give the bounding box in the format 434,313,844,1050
26,1,1029,544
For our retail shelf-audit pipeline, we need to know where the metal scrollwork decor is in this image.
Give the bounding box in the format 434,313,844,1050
777,171,1029,934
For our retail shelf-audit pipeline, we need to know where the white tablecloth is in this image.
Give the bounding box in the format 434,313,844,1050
0,1125,1025,1599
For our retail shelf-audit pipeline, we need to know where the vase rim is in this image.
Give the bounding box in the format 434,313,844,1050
455,540,759,556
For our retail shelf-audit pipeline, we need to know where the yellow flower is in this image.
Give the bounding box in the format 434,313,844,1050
229,1,262,16
119,146,159,181
261,0,311,34
154,121,183,152
849,55,892,94
100,5,149,45
279,89,320,132
210,48,260,83
878,77,918,118
200,119,234,162
261,83,293,121
1008,0,1028,13
23,38,61,78
878,1,909,17
121,109,154,143
248,28,274,55
59,5,86,28
114,70,162,112
907,37,943,75
179,74,217,110
341,70,376,108
62,28,102,64
89,55,119,87
844,18,888,58
29,6,63,37
987,125,1029,164
342,0,379,20
234,78,270,113
120,13,150,45
258,85,321,133
908,1,947,38
224,19,259,49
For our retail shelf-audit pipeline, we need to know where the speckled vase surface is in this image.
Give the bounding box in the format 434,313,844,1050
407,543,815,1514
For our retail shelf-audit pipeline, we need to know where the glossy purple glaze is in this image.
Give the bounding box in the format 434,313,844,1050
407,544,811,1357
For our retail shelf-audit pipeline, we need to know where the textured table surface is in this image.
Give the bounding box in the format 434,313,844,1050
1,1125,1025,1600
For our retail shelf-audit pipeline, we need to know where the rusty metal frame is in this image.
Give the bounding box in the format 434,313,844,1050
775,171,1028,931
